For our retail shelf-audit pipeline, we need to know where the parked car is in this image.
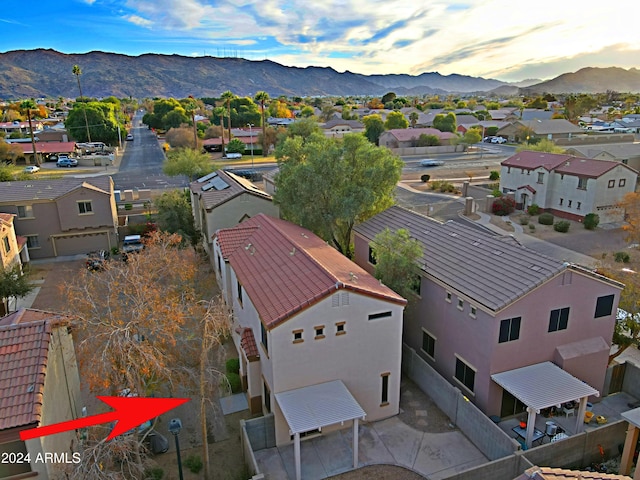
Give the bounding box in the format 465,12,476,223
23,165,40,173
491,137,507,144
57,158,78,168
224,152,242,159
419,159,445,167
483,136,495,143
126,134,134,141
86,250,109,271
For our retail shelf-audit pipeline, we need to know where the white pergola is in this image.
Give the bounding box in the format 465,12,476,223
620,407,640,479
492,362,599,448
274,380,366,480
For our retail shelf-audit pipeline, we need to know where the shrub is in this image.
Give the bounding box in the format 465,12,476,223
491,189,503,198
110,246,119,256
124,203,133,211
538,213,554,225
184,455,203,474
430,180,456,193
225,372,242,393
489,170,500,181
420,174,431,183
529,223,535,232
144,467,164,480
225,358,240,374
527,204,540,215
492,196,516,216
584,213,600,230
519,215,530,225
554,220,570,233
614,251,631,263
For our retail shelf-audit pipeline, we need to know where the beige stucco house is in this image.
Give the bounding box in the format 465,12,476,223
500,151,638,222
320,119,365,138
189,170,279,258
566,144,640,172
0,213,29,315
0,309,82,479
213,214,406,452
497,119,583,143
0,177,118,259
379,128,457,148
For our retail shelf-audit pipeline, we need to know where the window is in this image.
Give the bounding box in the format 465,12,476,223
293,329,303,344
368,311,392,321
314,325,325,339
17,205,33,218
559,198,564,206
521,169,525,174
335,321,346,335
26,235,40,249
568,200,572,208
411,275,421,296
470,306,477,318
619,179,626,187
381,373,390,406
537,172,544,184
577,202,581,210
261,322,268,353
457,298,464,310
526,170,530,175
263,381,271,413
455,357,476,393
595,294,615,318
78,200,93,214
237,279,243,307
608,179,615,188
217,254,222,275
446,292,452,302
499,317,521,343
2,236,10,254
577,177,588,190
507,167,511,173
549,307,570,332
421,330,435,359
368,245,376,265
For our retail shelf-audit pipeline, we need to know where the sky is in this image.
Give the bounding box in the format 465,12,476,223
2,0,640,83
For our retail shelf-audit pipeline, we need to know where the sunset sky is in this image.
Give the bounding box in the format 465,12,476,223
3,0,639,82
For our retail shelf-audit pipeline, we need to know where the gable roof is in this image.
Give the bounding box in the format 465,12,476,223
190,170,272,211
216,214,406,329
354,206,567,312
567,143,640,160
516,119,583,135
18,141,77,154
502,151,638,177
0,177,112,204
383,128,456,142
0,309,72,431
321,119,364,129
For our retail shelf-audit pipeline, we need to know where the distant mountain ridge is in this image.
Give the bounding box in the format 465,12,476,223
0,49,638,99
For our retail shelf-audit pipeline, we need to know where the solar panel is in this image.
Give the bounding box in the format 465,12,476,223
197,172,218,183
202,182,215,191
211,177,229,190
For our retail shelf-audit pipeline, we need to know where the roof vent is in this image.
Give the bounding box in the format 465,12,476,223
492,250,503,256
27,384,35,393
349,272,358,282
530,265,542,271
290,247,296,256
472,241,480,246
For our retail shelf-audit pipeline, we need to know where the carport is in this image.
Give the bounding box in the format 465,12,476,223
491,362,599,448
274,380,366,480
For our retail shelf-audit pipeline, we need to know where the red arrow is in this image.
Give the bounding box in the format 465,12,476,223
20,396,190,441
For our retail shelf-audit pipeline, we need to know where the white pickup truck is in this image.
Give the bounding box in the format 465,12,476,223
122,235,144,254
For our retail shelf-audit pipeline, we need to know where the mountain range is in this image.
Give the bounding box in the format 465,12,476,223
0,49,638,99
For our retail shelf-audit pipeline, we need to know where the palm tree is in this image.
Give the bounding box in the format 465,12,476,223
254,91,270,156
20,100,40,166
409,111,419,128
213,106,227,155
72,64,92,142
221,90,235,142
186,96,199,149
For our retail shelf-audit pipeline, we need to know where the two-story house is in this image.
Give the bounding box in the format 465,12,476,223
500,151,638,222
0,213,28,315
0,177,118,259
0,308,82,479
213,214,406,452
353,206,623,418
189,170,279,258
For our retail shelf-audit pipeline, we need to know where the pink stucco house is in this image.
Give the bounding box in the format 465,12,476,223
353,206,623,418
213,214,406,453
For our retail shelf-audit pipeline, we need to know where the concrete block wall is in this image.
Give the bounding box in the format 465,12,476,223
623,362,640,399
444,452,532,480
245,413,276,451
241,419,261,476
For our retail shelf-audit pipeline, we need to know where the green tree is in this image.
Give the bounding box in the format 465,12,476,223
462,128,482,146
184,96,199,148
381,92,397,105
363,114,385,145
409,111,419,128
154,189,200,248
279,117,321,142
221,90,235,141
0,139,22,166
19,100,40,166
371,228,423,300
384,111,409,130
415,134,440,147
516,139,565,153
254,91,270,157
433,112,457,133
163,148,216,181
66,101,122,144
226,138,246,154
526,97,548,109
72,64,92,142
0,264,35,315
213,106,227,154
299,106,315,118
274,133,402,257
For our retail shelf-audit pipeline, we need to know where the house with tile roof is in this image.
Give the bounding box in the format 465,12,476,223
213,214,406,446
497,119,583,142
500,151,638,222
189,170,279,258
515,465,632,480
378,128,457,149
320,119,365,138
353,206,623,417
0,308,81,479
0,213,29,315
566,143,640,171
0,177,118,259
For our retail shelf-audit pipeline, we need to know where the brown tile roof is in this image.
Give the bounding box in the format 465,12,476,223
0,213,14,223
516,466,632,480
385,128,457,142
502,151,638,178
217,215,406,329
240,328,259,360
18,141,77,154
0,177,112,204
554,157,630,178
189,170,271,211
501,151,572,171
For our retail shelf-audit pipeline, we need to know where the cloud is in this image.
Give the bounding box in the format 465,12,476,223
124,14,153,28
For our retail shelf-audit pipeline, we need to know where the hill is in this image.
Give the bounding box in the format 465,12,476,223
523,67,640,94
0,49,509,99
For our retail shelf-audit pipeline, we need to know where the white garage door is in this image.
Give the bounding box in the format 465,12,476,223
54,232,111,257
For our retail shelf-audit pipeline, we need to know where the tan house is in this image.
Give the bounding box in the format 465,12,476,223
566,144,640,171
320,119,365,138
0,308,82,479
190,170,279,258
213,214,406,473
379,128,457,148
0,177,119,259
0,213,29,315
497,119,583,143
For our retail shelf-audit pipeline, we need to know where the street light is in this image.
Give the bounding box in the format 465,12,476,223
247,123,254,168
168,418,184,480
